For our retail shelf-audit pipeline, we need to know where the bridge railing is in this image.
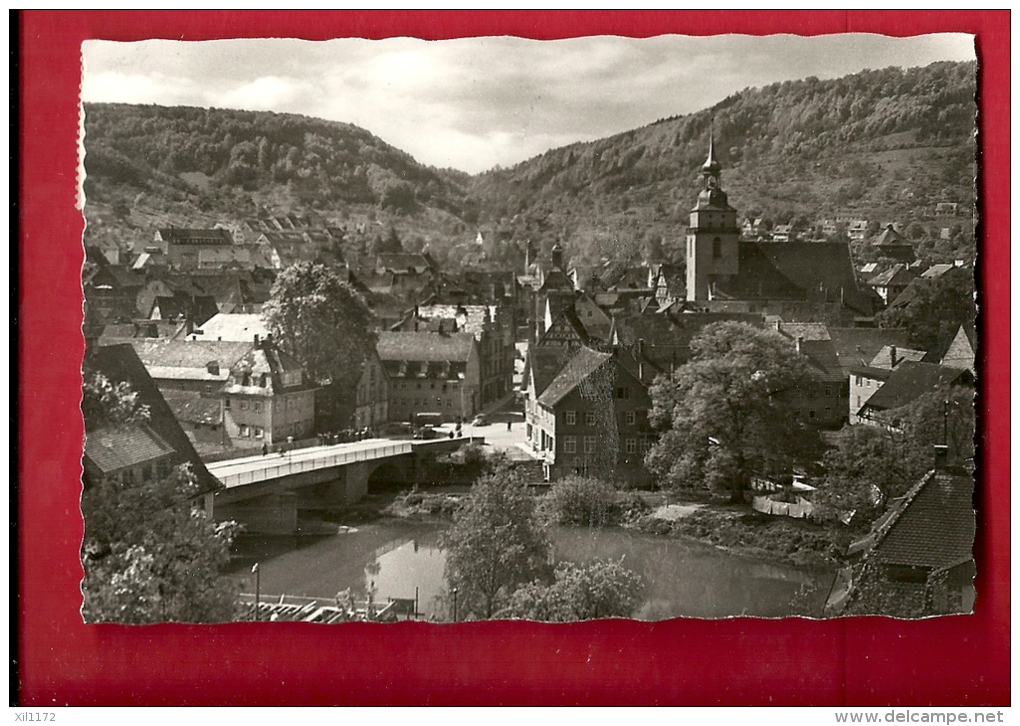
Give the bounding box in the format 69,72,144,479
216,442,413,488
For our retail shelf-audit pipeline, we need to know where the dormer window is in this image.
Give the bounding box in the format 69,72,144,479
207,361,219,376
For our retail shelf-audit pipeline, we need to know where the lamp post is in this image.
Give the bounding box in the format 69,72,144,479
451,587,459,623
252,562,260,621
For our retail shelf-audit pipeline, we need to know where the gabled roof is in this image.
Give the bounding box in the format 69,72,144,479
526,346,573,397
86,344,218,492
377,331,476,363
191,313,268,342
869,345,927,370
85,423,177,475
860,361,972,413
540,268,574,292
161,389,222,426
867,264,918,288
221,346,310,396
537,347,613,408
873,224,908,247
157,228,233,244
848,468,974,571
128,339,253,373
939,324,977,374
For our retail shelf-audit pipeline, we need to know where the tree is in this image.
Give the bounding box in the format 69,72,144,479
82,464,242,623
876,266,975,351
896,384,976,467
440,465,551,619
496,560,643,621
80,372,240,623
261,262,377,429
812,425,928,528
644,322,811,501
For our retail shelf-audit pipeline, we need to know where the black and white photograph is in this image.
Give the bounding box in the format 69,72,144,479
77,33,979,624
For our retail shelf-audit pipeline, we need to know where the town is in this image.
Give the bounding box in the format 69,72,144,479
79,64,977,624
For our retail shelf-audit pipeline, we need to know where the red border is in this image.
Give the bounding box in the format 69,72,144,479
18,11,1009,706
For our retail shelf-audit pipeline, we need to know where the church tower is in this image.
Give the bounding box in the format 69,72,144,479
686,132,740,301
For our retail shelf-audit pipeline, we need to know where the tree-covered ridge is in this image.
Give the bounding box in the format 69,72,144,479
465,61,976,265
83,102,470,214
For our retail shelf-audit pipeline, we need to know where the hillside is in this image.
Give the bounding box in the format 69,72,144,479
82,61,977,271
466,61,977,267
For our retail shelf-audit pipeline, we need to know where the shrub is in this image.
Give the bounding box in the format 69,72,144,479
547,476,619,527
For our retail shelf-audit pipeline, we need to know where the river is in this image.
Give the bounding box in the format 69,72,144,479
230,520,832,620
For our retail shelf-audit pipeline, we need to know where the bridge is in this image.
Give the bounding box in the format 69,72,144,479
204,436,479,535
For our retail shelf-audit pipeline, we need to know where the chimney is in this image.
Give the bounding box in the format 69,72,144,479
934,444,949,471
551,244,564,271
889,345,898,368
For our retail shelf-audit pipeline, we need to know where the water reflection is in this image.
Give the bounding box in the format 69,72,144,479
230,521,831,620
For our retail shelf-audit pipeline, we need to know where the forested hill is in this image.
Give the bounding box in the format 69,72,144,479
82,61,976,270
464,61,977,266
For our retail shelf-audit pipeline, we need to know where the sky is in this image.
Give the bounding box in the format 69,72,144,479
81,34,975,175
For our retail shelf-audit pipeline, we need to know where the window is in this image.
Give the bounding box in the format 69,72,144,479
583,436,596,454
855,375,862,386
639,439,650,454
712,237,722,258
615,387,630,399
240,424,250,437
565,411,577,425
254,402,261,414
240,401,248,411
447,400,453,408
254,426,263,439
564,436,577,454
416,382,422,390
224,397,230,409
585,411,596,427
625,411,636,426
626,438,637,454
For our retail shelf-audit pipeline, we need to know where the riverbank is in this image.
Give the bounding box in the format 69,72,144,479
630,501,850,568
358,485,847,569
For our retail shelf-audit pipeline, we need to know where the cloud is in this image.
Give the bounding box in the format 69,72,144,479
81,34,975,173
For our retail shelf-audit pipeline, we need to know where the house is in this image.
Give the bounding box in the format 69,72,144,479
847,344,927,424
650,263,685,305
153,227,234,270
220,339,317,446
771,224,794,242
525,346,654,485
842,454,975,616
939,324,977,375
83,343,218,493
866,264,919,306
854,361,973,430
377,331,481,423
848,220,870,241
935,202,959,218
683,139,873,320
871,224,915,262
124,338,253,395
161,388,228,451
353,348,389,431
187,313,269,342
397,303,516,406
771,321,849,429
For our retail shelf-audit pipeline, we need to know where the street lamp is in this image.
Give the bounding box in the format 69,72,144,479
252,562,260,621
451,587,459,623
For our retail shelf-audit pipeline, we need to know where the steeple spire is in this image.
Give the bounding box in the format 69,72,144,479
701,126,721,178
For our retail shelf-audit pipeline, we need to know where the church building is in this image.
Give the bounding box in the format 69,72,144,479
685,136,875,320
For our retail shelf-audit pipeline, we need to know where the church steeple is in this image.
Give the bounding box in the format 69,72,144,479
701,129,722,180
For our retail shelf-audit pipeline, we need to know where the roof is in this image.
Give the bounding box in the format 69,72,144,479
940,324,977,374
537,347,613,408
867,264,917,288
221,346,310,397
157,228,233,244
873,225,908,247
849,469,974,571
828,327,912,371
414,304,494,339
869,345,927,370
191,313,268,342
85,344,218,492
128,339,253,375
85,423,176,475
161,389,222,426
376,331,476,363
526,346,574,397
860,361,972,413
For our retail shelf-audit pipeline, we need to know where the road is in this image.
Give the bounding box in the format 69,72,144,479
207,438,412,487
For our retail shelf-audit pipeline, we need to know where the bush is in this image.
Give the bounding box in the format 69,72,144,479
547,476,620,526
496,560,644,621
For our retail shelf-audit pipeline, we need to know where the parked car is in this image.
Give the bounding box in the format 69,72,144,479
413,424,440,440
471,414,489,426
